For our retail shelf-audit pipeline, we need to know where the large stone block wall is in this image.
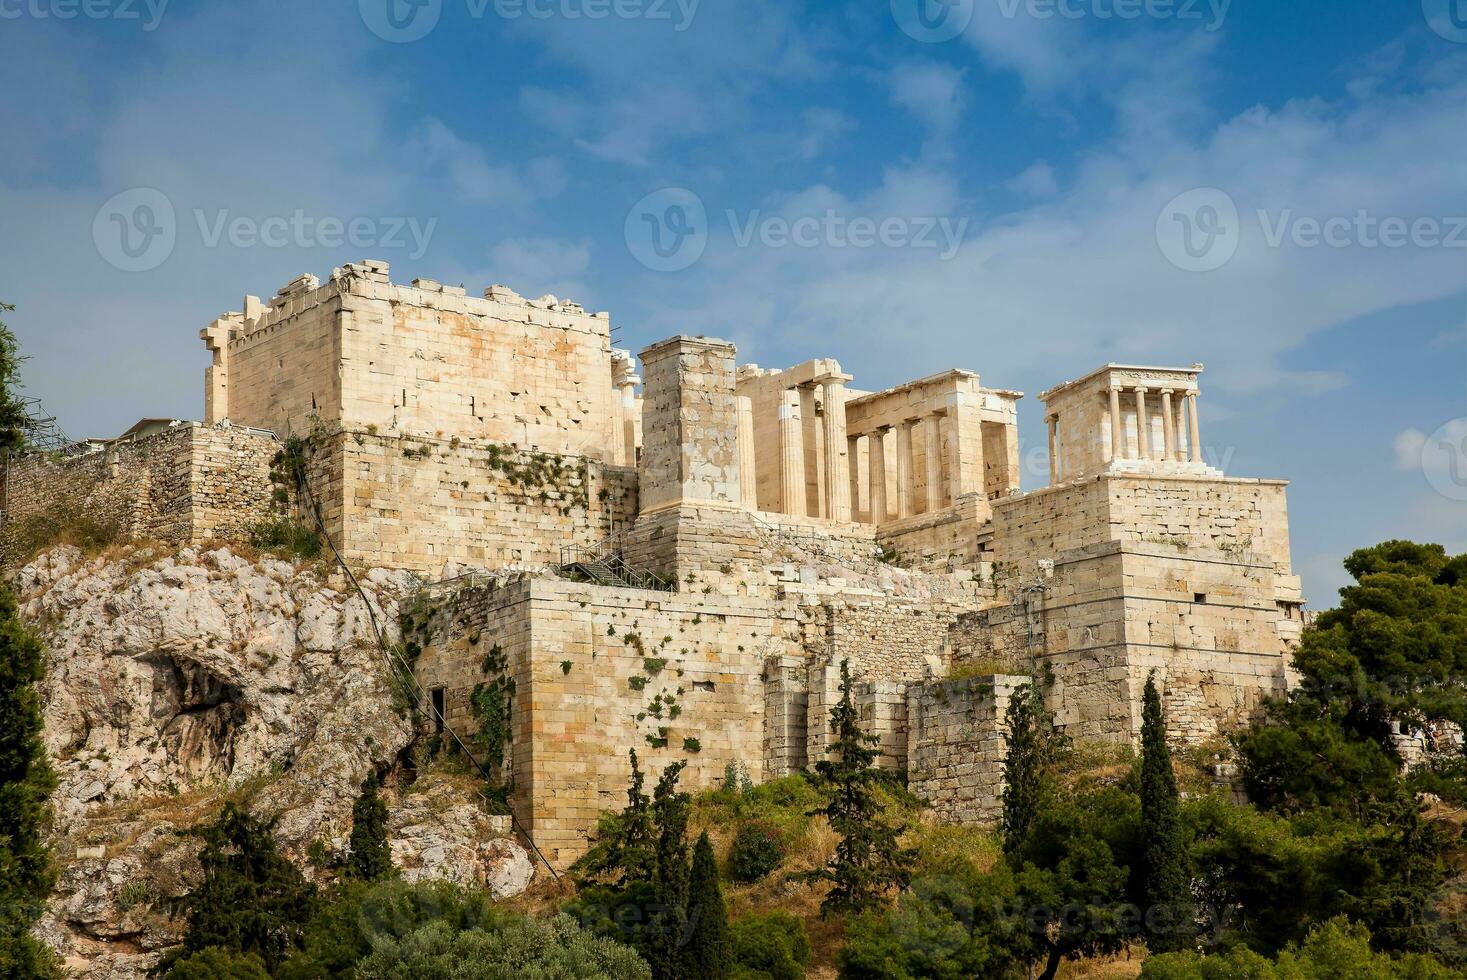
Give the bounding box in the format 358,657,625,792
300,429,638,576
210,265,619,462
1,425,276,563
907,675,1026,826
417,577,796,866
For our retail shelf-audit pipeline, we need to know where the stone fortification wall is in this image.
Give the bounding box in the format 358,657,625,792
1,425,276,563
299,429,637,576
906,674,1027,825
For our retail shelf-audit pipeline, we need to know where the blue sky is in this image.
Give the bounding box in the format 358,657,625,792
1,0,1464,603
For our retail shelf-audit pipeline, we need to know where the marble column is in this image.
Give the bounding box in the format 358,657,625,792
925,412,945,512
868,428,888,525
1186,391,1202,463
820,378,852,522
1047,414,1059,484
1160,389,1176,462
779,389,805,517
895,419,916,519
1173,396,1187,461
799,385,822,517
1108,385,1124,462
847,435,863,522
1135,387,1151,460
737,395,757,508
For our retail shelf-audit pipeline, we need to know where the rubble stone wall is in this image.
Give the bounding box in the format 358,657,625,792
2,425,276,563
907,675,1027,825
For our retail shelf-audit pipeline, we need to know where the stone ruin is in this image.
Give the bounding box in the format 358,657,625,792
0,260,1308,866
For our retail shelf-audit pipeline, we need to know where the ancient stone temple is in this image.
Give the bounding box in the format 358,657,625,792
0,260,1306,866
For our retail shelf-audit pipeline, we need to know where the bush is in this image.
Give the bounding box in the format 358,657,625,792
727,821,786,883
6,503,121,560
1140,917,1459,979
354,912,650,979
729,911,810,980
247,517,322,560
161,947,270,979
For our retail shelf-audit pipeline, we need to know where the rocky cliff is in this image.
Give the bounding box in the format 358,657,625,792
18,544,533,979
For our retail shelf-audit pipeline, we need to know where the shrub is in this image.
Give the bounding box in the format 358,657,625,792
729,911,810,980
6,503,121,560
161,947,270,980
246,517,322,560
355,913,650,979
728,821,786,883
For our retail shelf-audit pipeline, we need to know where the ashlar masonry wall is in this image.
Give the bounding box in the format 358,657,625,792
906,675,1027,826
300,428,638,576
417,576,796,867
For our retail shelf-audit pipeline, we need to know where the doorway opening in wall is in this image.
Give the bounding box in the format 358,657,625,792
430,687,446,732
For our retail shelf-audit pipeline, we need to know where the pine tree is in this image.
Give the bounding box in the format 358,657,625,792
174,803,316,970
0,584,59,977
0,302,35,453
808,659,912,916
685,832,730,980
345,772,392,881
1140,672,1193,952
648,762,691,979
1000,681,1061,859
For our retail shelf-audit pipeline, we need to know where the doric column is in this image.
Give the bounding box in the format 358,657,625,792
1108,385,1123,461
1160,389,1176,461
1186,391,1202,463
847,435,863,521
924,412,945,512
779,389,805,517
799,385,822,517
895,419,916,519
820,378,852,522
1135,387,1151,459
1047,414,1059,483
737,395,757,508
868,427,888,524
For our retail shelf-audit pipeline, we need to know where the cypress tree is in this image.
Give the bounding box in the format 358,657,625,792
685,831,729,980
1000,681,1059,859
0,584,58,977
175,803,316,970
1140,672,1193,952
648,762,690,980
345,772,392,881
808,658,913,916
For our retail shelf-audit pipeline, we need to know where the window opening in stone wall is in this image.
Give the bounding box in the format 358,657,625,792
1194,593,1207,604
430,687,446,732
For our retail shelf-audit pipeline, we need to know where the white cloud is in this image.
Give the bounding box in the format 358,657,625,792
482,237,595,306
1395,428,1428,470
1005,161,1058,198
888,62,967,134
409,119,565,207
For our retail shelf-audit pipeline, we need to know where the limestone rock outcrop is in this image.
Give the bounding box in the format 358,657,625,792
19,545,532,978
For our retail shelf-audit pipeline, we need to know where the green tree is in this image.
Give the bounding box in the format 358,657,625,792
0,584,59,978
345,773,392,882
354,912,651,980
1000,681,1063,858
686,832,729,980
1237,541,1467,818
161,947,271,980
731,911,811,980
807,659,913,916
173,803,316,970
1140,673,1193,953
649,761,691,979
573,749,655,887
0,302,35,453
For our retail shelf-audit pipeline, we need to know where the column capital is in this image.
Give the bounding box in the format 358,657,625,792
1133,385,1150,394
